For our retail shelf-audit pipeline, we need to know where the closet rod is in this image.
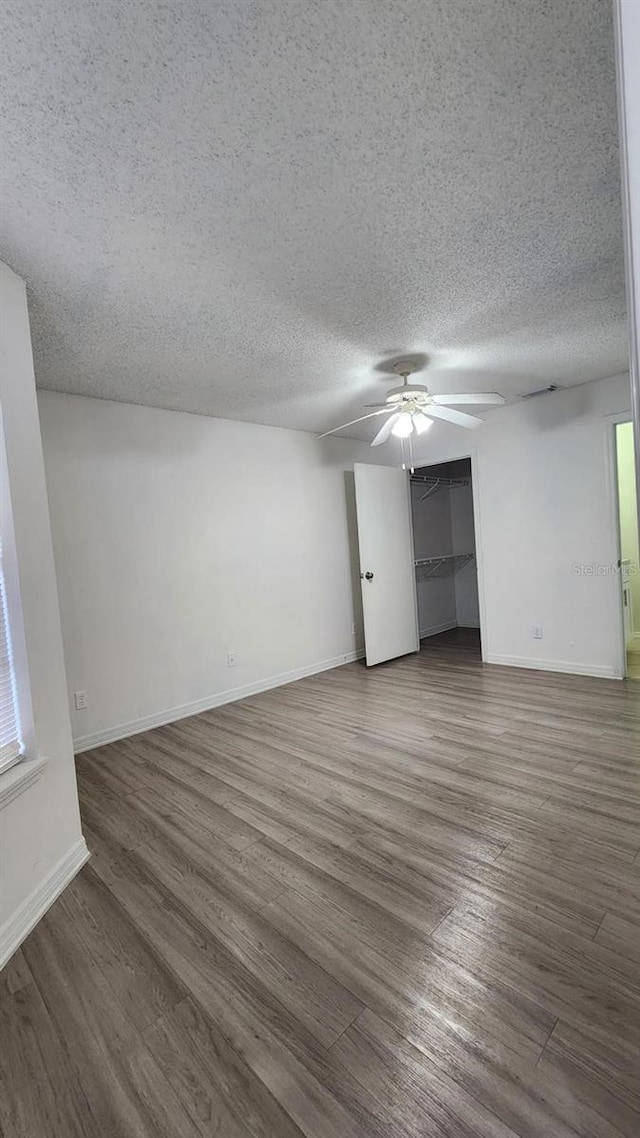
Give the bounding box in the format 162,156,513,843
410,474,469,501
414,552,474,578
410,475,469,484
414,553,474,565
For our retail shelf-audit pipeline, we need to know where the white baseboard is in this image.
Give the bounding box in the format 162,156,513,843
419,619,458,638
419,619,481,637
0,837,90,971
485,653,620,680
74,649,365,754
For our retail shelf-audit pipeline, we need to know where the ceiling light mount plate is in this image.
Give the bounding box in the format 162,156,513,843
391,359,420,379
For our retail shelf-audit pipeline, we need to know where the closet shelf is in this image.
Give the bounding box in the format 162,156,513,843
411,475,470,501
414,553,474,578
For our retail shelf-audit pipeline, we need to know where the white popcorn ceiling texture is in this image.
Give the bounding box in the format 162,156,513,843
0,0,627,439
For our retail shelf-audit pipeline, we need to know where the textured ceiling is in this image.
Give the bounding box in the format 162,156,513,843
0,0,628,440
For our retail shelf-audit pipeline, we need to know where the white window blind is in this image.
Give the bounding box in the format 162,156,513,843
0,546,22,774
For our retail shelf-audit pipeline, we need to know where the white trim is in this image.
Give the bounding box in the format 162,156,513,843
0,837,90,970
627,630,640,647
0,754,47,809
485,654,620,680
74,649,365,753
605,414,635,681
406,470,421,656
468,448,488,662
418,618,481,638
419,619,458,638
614,1,640,543
0,411,36,757
0,748,23,779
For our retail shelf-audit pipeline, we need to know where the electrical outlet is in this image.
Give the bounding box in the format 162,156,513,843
74,690,89,710
227,652,238,668
532,625,543,640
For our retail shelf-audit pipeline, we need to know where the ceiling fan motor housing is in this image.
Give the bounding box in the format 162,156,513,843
385,383,430,404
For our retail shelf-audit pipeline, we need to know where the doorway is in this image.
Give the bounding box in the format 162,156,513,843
410,457,482,661
614,422,640,679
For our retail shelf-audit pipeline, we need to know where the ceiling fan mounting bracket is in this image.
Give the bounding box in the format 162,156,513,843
391,360,420,380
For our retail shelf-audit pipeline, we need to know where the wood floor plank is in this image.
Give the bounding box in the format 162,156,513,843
3,630,639,1136
541,1018,640,1119
89,854,403,1138
2,947,34,996
353,830,606,937
118,734,239,804
533,1053,640,1138
57,869,186,1032
0,978,89,1138
431,902,640,1049
331,1006,632,1138
20,893,203,1137
330,1008,521,1138
496,844,640,926
143,997,306,1138
123,773,263,851
594,911,640,964
262,877,554,1068
131,836,364,1047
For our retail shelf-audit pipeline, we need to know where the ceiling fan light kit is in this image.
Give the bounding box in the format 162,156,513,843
316,360,506,467
392,412,414,438
413,412,433,435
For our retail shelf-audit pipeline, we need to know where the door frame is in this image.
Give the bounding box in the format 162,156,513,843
409,446,488,663
606,411,636,679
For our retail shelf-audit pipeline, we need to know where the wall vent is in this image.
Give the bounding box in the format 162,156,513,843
520,383,560,400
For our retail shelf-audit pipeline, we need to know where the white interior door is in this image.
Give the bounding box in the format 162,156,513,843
354,463,419,666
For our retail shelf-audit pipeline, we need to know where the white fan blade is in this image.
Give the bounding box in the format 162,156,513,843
431,392,505,406
371,413,400,446
425,404,482,429
316,408,392,440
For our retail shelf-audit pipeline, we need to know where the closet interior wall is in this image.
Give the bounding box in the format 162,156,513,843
411,458,480,639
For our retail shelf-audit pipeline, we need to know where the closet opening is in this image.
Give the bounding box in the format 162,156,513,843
410,457,482,662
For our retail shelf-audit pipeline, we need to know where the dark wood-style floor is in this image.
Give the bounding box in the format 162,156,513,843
3,631,640,1137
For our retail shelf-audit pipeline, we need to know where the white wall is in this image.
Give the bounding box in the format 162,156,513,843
38,392,376,750
450,482,480,629
411,480,456,636
411,373,631,677
0,264,87,968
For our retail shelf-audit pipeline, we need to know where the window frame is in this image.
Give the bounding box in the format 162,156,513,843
0,540,23,775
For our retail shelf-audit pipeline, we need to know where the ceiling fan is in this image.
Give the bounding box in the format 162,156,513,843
317,361,505,448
